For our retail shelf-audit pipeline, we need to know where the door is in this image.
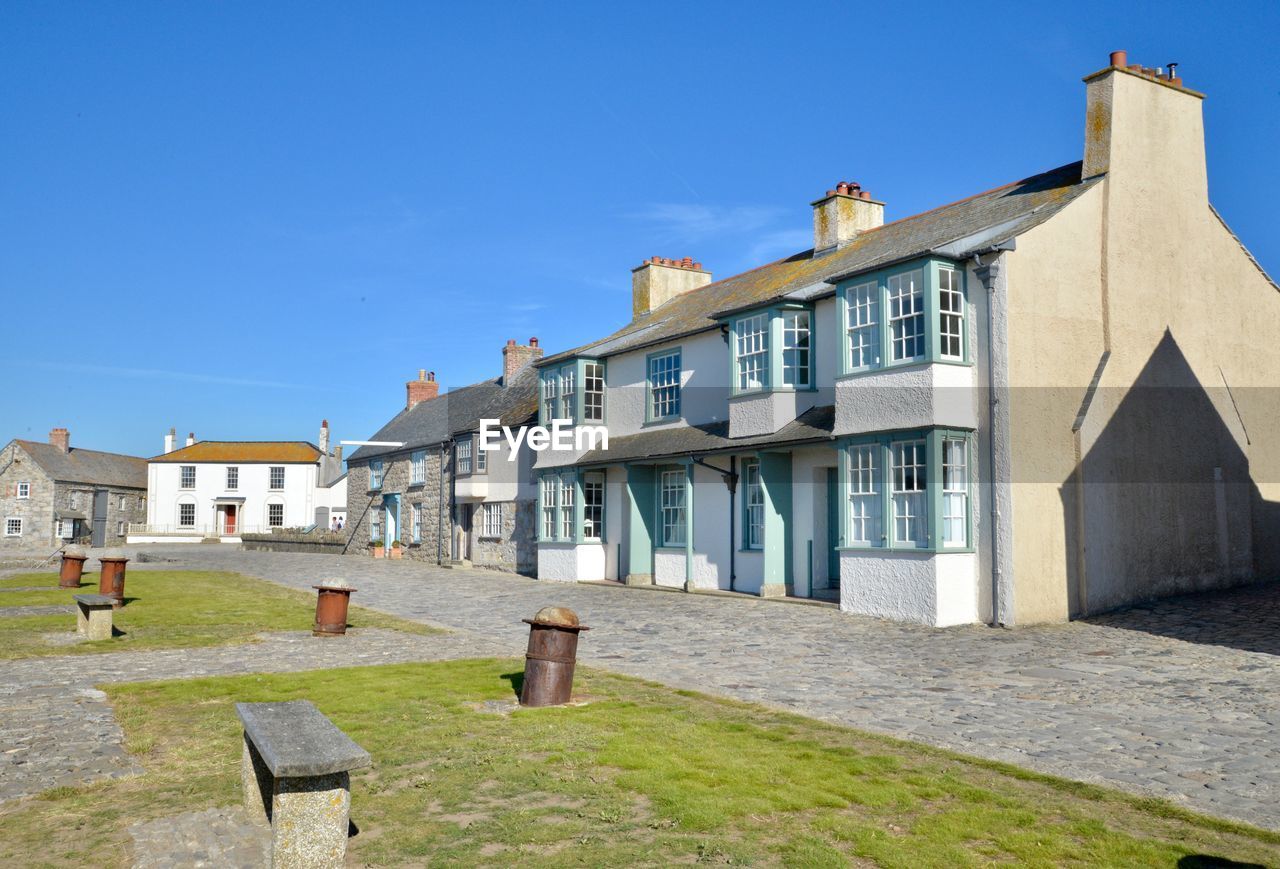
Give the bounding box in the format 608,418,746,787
224,505,237,535
826,468,840,589
91,490,109,548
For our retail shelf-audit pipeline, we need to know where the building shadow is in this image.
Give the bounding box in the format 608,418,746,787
1060,330,1280,650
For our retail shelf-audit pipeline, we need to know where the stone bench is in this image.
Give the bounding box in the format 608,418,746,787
73,594,115,641
236,700,371,868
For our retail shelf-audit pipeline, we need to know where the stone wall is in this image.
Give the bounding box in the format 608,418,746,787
241,530,348,555
345,449,451,564
469,500,537,575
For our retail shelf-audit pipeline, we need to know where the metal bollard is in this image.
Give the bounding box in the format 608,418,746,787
520,607,589,707
59,545,88,589
97,553,130,608
313,579,357,636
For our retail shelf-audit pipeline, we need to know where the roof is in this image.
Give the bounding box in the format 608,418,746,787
150,442,322,464
13,440,147,489
540,161,1099,366
346,364,540,464
577,405,837,465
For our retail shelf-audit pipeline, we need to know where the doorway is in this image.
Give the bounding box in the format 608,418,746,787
224,504,238,535
91,490,108,547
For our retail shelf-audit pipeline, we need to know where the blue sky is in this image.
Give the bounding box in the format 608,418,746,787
2,1,1276,458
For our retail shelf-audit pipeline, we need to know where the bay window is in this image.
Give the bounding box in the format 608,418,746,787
734,314,769,391
727,305,815,395
840,429,972,551
540,359,606,425
583,362,605,422
456,439,472,475
838,259,968,376
582,472,604,540
781,310,811,387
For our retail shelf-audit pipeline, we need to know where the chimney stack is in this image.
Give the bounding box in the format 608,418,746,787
164,427,175,454
406,369,439,410
186,432,196,447
318,419,330,454
632,257,711,318
812,182,884,254
502,337,544,385
49,427,69,453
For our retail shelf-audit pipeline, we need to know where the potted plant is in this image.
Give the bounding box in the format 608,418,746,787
369,538,385,559
390,539,404,560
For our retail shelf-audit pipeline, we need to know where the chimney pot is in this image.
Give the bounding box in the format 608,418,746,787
1109,50,1127,68
530,337,539,347
813,180,885,252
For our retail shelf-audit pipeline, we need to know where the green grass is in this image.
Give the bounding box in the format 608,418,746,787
0,570,434,659
1,659,1275,867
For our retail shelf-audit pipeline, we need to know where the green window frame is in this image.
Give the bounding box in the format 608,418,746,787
539,359,607,426
835,258,969,378
837,428,974,553
742,460,764,549
646,349,682,423
538,470,593,543
725,304,816,396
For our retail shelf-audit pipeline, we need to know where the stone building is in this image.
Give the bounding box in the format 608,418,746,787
0,428,147,550
344,339,541,573
531,52,1280,626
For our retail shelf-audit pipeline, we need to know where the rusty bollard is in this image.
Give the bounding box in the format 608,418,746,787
98,553,129,608
59,545,88,589
520,607,589,707
313,579,357,636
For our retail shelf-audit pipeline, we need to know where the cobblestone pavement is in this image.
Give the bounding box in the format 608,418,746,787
144,546,1280,832
0,628,497,803
130,806,270,868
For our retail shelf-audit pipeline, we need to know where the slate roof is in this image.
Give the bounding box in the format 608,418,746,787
540,161,1098,366
346,364,539,464
151,442,321,464
14,440,147,489
577,405,837,466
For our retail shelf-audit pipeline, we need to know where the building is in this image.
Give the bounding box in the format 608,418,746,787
344,338,541,571
0,428,147,550
131,421,348,543
532,52,1280,626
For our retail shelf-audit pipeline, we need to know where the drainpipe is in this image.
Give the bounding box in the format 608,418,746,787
974,248,1015,627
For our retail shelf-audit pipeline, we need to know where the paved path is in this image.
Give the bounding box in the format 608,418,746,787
144,546,1280,831
0,628,496,803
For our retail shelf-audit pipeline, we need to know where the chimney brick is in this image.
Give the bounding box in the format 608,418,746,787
49,427,69,453
407,369,439,409
503,338,544,385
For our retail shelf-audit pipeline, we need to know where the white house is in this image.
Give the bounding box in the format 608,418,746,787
130,421,348,543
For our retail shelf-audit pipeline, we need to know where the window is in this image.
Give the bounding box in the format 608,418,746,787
5,517,22,536
541,364,577,423
57,519,73,539
781,310,811,387
888,269,925,362
648,351,681,420
267,503,284,528
582,473,604,540
660,469,686,547
938,267,964,360
560,477,574,539
942,437,969,546
180,466,195,489
743,461,764,549
847,444,881,546
891,440,927,547
226,466,238,490
846,281,879,370
541,476,559,539
475,438,488,473
370,460,383,490
411,503,422,543
370,511,383,542
69,492,79,509
583,361,605,422
178,503,196,528
735,314,769,391
269,466,285,490
16,482,29,499
482,503,502,538
410,451,426,484
558,368,575,421
117,521,125,536
118,495,126,510
456,439,472,475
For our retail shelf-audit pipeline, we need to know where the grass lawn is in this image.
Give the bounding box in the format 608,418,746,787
2,660,1275,867
0,570,432,659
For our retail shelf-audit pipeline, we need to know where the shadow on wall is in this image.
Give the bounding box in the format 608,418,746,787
1060,330,1279,624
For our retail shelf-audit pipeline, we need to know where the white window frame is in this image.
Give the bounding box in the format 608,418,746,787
369,460,383,490
846,280,880,370
456,439,472,476
560,477,574,540
482,502,502,538
582,472,604,541
410,450,426,484
660,469,687,547
781,309,811,388
734,314,769,392
267,503,285,528
541,476,559,540
5,517,23,537
847,444,881,547
226,466,239,490
116,520,125,536
888,269,926,363
16,482,30,499
269,466,285,491
474,437,487,474
743,461,764,550
891,439,928,548
942,436,969,547
178,503,196,528
938,266,964,361
411,502,422,543
583,361,605,422
370,511,383,542
647,351,682,421
180,465,196,489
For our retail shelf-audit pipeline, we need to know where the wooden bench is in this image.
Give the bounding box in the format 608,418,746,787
237,700,371,868
72,594,115,641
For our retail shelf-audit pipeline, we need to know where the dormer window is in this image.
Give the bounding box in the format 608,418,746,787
726,305,814,395
781,310,811,387
735,314,769,391
838,259,967,376
539,358,606,425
